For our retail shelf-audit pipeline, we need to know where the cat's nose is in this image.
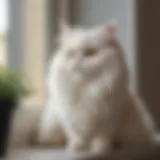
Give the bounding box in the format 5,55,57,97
72,64,80,72
72,59,82,71
72,63,83,73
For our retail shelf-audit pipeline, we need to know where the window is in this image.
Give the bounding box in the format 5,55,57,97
0,0,8,66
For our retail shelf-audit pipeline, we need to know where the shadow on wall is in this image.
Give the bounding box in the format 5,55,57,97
137,0,160,129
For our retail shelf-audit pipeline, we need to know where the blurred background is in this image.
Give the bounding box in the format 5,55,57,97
1,0,136,109
1,0,160,157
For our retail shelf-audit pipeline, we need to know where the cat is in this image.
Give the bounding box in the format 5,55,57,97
38,21,160,158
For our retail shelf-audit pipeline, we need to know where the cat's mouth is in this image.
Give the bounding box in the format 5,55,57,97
71,65,84,74
72,68,84,77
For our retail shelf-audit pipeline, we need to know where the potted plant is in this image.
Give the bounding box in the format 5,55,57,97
0,66,32,157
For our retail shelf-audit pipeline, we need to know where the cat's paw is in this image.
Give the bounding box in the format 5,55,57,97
91,137,111,157
67,139,105,160
67,140,92,160
68,138,88,152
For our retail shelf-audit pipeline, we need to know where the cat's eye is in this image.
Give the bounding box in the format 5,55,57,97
84,48,98,57
68,49,76,58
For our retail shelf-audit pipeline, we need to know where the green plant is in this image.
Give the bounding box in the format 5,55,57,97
0,66,33,102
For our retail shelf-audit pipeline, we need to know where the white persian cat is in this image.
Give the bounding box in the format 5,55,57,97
38,21,159,158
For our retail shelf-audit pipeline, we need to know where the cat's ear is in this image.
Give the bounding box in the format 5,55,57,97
58,20,72,44
103,20,117,39
59,19,71,36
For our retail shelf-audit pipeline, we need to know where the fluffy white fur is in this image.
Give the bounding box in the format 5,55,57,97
38,22,159,158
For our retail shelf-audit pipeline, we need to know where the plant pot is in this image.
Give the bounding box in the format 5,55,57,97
0,100,16,157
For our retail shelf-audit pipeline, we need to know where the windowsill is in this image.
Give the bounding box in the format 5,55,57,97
8,147,160,160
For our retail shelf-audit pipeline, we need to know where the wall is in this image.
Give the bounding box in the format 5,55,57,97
23,0,46,107
8,0,24,68
70,0,136,90
8,0,46,107
137,0,160,128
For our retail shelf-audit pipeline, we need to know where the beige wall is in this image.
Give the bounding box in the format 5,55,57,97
23,0,46,107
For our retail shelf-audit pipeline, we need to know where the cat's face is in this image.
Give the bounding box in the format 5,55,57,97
58,22,121,78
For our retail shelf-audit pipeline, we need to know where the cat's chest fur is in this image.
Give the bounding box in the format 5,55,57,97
54,71,103,107
52,62,118,110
